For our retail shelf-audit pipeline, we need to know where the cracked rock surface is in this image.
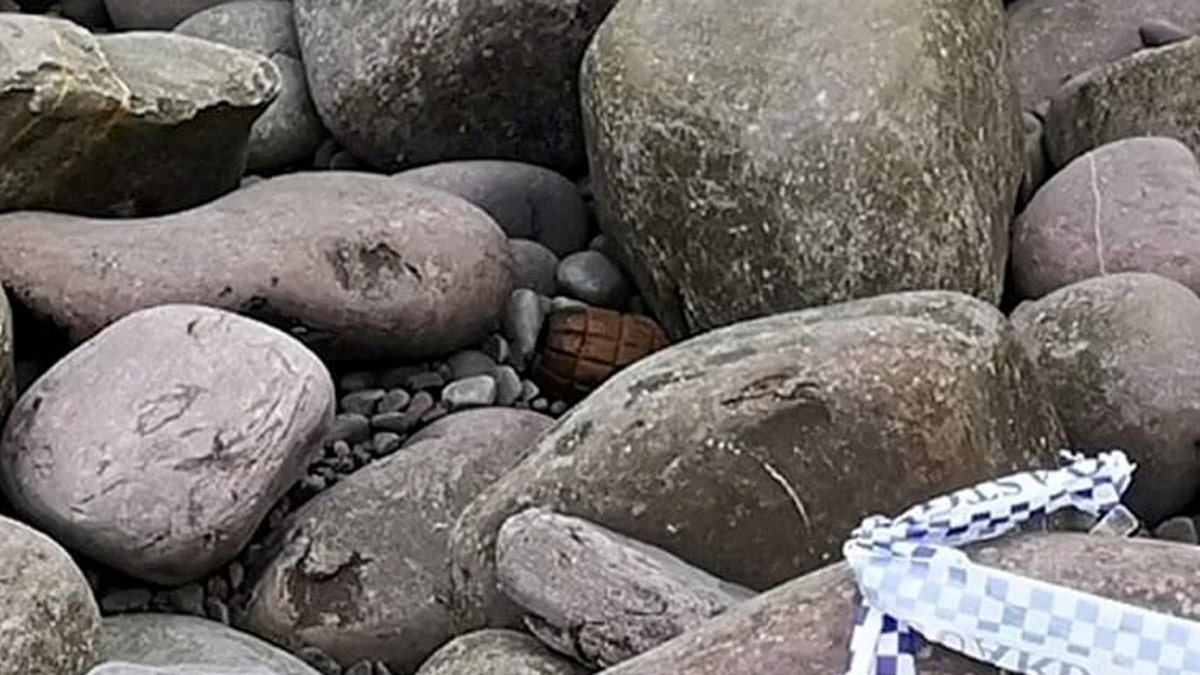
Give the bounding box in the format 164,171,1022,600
449,290,1066,630
0,14,279,216
0,171,515,362
240,408,554,673
0,304,335,586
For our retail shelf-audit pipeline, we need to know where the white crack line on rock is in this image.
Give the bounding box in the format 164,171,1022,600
759,460,811,531
1087,151,1108,276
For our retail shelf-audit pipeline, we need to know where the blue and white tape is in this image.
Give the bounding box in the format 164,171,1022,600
843,450,1200,675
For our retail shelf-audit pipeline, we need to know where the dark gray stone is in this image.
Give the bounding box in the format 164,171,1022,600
447,350,499,380
296,2,619,174
393,162,590,255
341,390,385,417
555,250,630,310
104,0,230,28
242,409,555,673
246,54,327,173
503,289,546,368
415,630,585,675
511,239,560,296
174,0,299,57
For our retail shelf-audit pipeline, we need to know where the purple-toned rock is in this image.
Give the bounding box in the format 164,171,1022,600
1008,0,1200,111
1012,137,1200,300
0,304,334,585
242,408,554,673
0,172,514,362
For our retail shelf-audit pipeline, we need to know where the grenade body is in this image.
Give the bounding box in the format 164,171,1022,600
533,305,669,400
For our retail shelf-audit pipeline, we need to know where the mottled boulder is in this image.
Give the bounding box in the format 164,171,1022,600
0,305,334,585
104,0,231,29
1012,137,1200,299
394,161,591,256
294,0,618,174
449,291,1065,630
101,614,319,675
0,14,279,216
0,515,101,675
416,630,586,675
1046,37,1200,168
242,408,554,673
1007,0,1200,110
581,0,1023,340
1011,273,1200,525
174,0,299,58
601,533,1200,674
0,172,514,362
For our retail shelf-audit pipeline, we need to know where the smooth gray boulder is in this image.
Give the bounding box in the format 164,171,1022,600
0,305,334,585
174,0,299,57
450,291,1066,630
294,0,618,174
0,15,279,216
241,408,555,673
581,0,1024,340
0,515,102,675
100,614,319,675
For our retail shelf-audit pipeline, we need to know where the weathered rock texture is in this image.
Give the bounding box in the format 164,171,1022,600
416,630,586,675
0,305,334,585
497,509,754,669
449,291,1065,630
0,14,279,216
581,0,1023,339
0,172,514,362
0,515,102,675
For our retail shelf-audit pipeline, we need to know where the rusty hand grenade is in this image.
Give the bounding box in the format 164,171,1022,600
532,304,669,400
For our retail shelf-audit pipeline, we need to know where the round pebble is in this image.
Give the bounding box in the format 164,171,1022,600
556,249,631,309
376,388,412,414
447,349,498,380
341,389,385,416
372,431,403,457
327,413,371,444
443,375,498,410
511,238,560,295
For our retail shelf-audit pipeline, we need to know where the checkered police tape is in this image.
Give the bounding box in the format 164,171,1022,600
843,450,1200,675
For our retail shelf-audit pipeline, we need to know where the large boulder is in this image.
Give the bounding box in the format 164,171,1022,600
293,0,618,174
0,172,515,362
0,515,102,675
449,291,1066,630
241,408,554,673
0,304,335,585
1007,0,1200,111
0,14,279,216
1045,36,1200,169
1012,137,1200,300
600,532,1200,674
100,614,319,675
580,0,1023,340
1011,273,1200,525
